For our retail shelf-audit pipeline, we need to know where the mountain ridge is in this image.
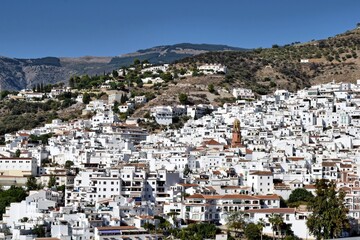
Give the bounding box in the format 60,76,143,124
0,43,244,90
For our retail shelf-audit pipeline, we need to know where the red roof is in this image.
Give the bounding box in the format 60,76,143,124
186,194,280,201
204,139,222,145
97,226,138,231
249,171,273,176
245,208,296,214
246,149,253,154
179,183,199,188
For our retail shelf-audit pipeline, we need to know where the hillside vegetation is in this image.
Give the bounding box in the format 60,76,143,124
177,28,360,93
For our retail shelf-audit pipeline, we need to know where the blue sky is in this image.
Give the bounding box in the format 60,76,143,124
0,0,359,58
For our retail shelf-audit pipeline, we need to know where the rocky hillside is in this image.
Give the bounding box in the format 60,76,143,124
177,28,360,93
0,56,111,91
0,44,243,91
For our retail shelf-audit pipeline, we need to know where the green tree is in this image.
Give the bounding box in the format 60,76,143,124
155,216,172,232
26,176,40,191
244,223,261,240
143,222,155,232
226,211,245,234
183,164,191,177
112,101,120,114
208,84,215,93
47,175,56,188
144,111,151,119
288,188,314,206
178,93,188,105
69,77,75,88
171,222,218,240
15,149,21,157
112,70,119,78
82,92,91,104
306,179,349,240
160,72,173,82
0,186,27,220
120,94,128,104
0,90,10,100
133,59,141,65
32,225,46,237
65,160,74,169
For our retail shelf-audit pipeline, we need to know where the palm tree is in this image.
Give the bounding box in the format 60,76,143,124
257,218,266,240
268,214,284,240
268,214,276,240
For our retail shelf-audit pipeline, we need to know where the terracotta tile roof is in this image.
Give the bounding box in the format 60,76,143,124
35,238,60,240
340,186,351,191
322,162,337,167
204,139,222,145
246,149,253,154
245,208,296,214
0,158,32,160
340,163,352,168
287,157,304,161
304,184,316,189
18,133,30,137
221,186,243,189
186,194,279,200
186,194,205,199
249,171,273,176
97,226,138,231
256,194,280,200
178,183,199,187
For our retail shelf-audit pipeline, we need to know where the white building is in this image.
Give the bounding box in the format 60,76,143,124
232,88,255,99
152,106,173,125
0,158,37,177
198,64,227,74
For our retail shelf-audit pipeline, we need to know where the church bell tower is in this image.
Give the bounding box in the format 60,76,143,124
231,118,242,147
